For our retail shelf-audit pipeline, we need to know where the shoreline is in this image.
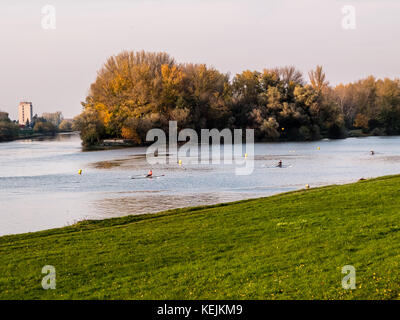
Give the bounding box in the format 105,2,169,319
0,174,389,240
0,131,76,143
0,130,392,147
1,174,399,299
84,133,391,151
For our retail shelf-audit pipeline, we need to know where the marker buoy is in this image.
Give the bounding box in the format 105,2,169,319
178,160,182,166
244,153,248,159
78,169,82,175
317,147,320,150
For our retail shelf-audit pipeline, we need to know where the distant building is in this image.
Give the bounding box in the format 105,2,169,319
18,102,33,126
42,112,63,126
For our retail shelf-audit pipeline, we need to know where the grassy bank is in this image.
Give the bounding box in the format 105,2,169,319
1,175,400,299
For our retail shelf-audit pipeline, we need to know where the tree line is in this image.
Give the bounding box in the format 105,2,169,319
31,112,73,134
0,111,74,142
71,51,400,147
335,77,400,135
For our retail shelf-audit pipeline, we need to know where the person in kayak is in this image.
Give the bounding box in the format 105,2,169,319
277,160,282,168
146,170,153,178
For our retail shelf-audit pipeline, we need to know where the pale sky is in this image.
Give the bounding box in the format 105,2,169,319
0,0,399,120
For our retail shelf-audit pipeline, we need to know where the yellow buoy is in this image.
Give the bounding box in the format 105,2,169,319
306,184,310,189
178,160,182,166
78,169,82,175
244,153,248,158
317,147,320,150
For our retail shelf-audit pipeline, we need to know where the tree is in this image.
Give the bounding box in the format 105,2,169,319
73,108,105,147
181,64,231,129
378,106,400,135
260,117,280,140
353,114,369,131
74,50,400,147
42,112,63,127
0,112,9,121
0,111,19,141
59,119,73,132
333,83,358,128
333,76,400,133
82,51,177,138
309,65,329,92
33,120,57,135
275,66,304,86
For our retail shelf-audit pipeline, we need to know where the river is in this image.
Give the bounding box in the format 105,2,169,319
1,132,400,236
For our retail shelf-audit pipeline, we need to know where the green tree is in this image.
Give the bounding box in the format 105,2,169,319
42,112,63,127
73,108,105,147
33,120,57,135
0,112,19,141
59,119,73,132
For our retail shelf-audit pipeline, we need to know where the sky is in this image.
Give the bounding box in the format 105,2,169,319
0,0,399,120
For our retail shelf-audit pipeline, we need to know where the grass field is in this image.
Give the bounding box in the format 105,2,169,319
1,175,400,300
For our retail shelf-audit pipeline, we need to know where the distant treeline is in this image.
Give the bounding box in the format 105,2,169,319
0,111,74,142
31,112,74,134
72,51,400,147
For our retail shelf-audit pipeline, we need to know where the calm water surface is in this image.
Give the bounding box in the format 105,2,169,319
1,132,400,236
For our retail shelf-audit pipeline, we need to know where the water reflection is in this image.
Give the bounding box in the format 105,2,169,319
92,192,251,219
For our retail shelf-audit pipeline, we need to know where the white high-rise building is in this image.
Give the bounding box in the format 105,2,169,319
18,102,33,126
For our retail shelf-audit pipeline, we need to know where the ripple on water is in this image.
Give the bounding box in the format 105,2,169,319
2,134,400,235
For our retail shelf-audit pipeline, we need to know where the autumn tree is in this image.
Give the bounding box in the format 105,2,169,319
333,76,400,135
74,50,400,146
309,65,329,92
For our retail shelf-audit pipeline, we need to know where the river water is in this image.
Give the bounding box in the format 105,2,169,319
1,132,400,236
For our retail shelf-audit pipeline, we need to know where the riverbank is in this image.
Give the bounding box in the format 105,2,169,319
80,131,394,150
16,132,55,140
1,175,400,299
83,138,140,151
0,131,76,143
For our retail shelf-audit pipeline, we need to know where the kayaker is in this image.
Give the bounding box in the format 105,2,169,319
147,170,153,177
277,160,282,168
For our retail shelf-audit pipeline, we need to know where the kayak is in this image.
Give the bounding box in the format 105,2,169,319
131,175,165,180
263,164,292,169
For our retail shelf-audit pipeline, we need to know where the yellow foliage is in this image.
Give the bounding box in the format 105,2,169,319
94,103,112,126
354,113,369,129
161,64,183,86
121,126,141,143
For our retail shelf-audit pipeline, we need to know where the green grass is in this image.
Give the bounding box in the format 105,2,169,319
1,175,400,300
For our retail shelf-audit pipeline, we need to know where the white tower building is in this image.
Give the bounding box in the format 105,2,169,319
18,102,33,126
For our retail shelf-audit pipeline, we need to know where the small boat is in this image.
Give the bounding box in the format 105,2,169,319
131,174,165,180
